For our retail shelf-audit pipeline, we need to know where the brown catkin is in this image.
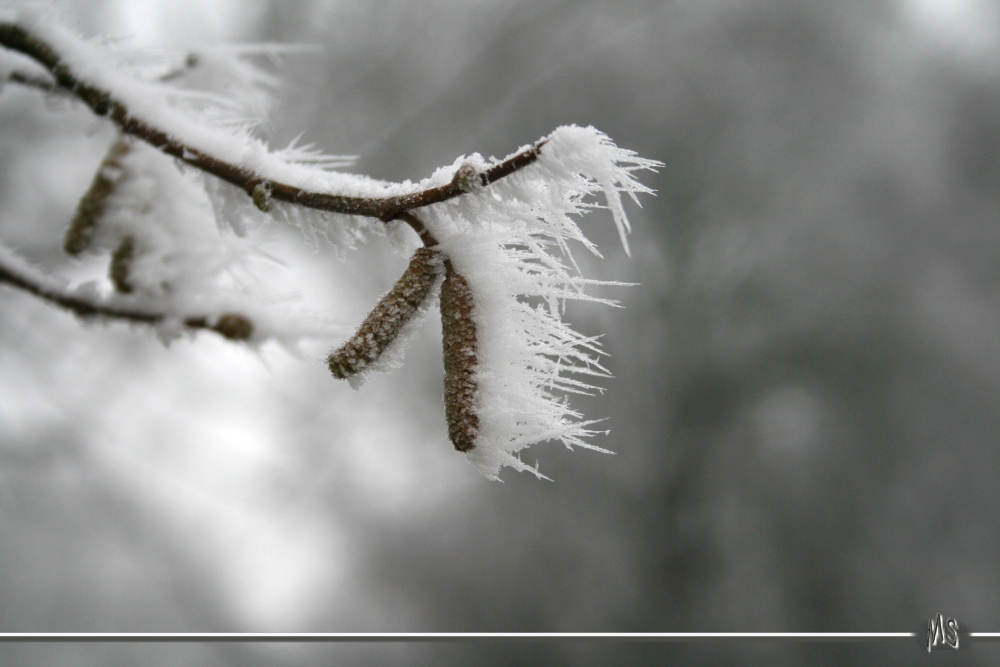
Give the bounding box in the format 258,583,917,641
328,247,441,380
440,259,479,452
108,236,134,293
63,137,131,255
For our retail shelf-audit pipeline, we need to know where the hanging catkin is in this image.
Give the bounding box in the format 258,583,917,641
63,137,131,255
108,235,135,293
328,247,441,380
440,259,479,452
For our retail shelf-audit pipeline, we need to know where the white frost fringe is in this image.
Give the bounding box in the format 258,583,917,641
425,126,660,479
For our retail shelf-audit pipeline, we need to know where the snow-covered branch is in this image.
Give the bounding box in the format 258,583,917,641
0,11,661,479
0,243,253,340
0,20,546,243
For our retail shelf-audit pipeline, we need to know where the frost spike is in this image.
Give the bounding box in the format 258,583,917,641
440,259,479,452
63,137,131,255
328,247,441,380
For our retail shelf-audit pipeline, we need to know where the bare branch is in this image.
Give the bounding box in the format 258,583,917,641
0,22,545,239
0,254,254,341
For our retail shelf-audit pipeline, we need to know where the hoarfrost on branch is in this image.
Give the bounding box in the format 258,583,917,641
0,9,660,480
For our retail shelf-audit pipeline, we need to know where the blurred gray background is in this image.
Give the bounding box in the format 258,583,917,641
1,0,999,664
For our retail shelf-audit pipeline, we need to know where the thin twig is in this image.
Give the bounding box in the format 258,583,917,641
0,256,254,340
7,69,60,93
0,22,545,238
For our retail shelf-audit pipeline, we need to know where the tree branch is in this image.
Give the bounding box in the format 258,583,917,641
0,22,545,239
0,255,254,340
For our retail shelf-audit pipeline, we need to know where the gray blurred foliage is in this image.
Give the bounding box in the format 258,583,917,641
2,0,1000,664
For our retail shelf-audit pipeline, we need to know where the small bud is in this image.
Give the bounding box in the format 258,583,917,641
109,236,135,293
451,163,479,193
64,138,131,255
328,247,441,380
440,259,479,452
251,182,272,212
92,92,111,117
214,313,254,340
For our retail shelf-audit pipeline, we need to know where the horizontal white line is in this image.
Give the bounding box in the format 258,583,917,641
0,632,920,643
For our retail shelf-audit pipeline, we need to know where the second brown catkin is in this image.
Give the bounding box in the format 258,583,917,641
108,236,135,293
328,247,441,380
440,259,479,452
63,137,131,256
